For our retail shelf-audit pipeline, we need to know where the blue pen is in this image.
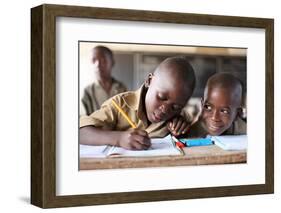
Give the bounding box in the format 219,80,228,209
179,138,213,147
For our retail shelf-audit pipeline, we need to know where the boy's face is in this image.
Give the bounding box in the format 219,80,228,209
201,87,241,135
145,69,192,123
92,49,113,79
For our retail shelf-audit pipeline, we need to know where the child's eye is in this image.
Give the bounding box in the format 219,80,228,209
204,104,212,111
221,109,230,114
157,95,166,101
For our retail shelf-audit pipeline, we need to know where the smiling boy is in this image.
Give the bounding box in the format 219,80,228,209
187,72,246,137
79,56,196,150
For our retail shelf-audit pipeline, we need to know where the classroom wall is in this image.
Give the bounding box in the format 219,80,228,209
80,44,246,118
1,0,280,213
80,42,246,97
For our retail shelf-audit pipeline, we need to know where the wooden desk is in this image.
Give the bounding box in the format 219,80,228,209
80,145,246,170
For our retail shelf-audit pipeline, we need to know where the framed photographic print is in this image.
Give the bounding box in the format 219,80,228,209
78,41,248,170
31,4,274,208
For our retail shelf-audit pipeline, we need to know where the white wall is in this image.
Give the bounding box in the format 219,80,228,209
0,0,279,212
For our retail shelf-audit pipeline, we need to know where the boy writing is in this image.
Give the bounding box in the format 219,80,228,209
80,56,196,150
186,72,246,137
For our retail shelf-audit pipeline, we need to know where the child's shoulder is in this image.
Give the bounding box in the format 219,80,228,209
223,117,246,135
103,89,140,110
112,78,127,91
83,82,95,93
233,117,246,134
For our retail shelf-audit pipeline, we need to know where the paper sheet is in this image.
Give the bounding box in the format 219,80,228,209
211,135,247,151
79,135,182,158
79,144,109,158
107,135,182,157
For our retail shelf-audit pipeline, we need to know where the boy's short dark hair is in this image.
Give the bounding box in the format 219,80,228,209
205,72,243,103
158,56,196,92
207,72,242,90
93,45,114,63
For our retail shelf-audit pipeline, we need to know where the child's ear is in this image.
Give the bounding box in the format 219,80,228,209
145,73,154,88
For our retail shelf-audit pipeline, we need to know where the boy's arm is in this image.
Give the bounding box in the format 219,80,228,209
79,96,151,150
167,115,191,136
80,126,120,146
79,97,121,146
79,126,151,150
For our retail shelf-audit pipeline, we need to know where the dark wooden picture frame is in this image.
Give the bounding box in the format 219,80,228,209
31,4,274,208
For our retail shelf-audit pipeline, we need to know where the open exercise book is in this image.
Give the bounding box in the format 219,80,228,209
211,135,247,151
80,134,183,158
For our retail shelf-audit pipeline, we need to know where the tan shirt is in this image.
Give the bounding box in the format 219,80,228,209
81,78,127,115
187,117,247,138
80,85,170,138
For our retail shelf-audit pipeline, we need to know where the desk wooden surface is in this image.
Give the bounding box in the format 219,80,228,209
79,145,246,170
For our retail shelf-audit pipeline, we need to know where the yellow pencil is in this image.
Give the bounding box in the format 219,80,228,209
111,99,137,129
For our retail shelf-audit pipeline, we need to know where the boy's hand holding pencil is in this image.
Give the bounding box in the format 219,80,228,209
112,100,151,150
117,129,151,150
